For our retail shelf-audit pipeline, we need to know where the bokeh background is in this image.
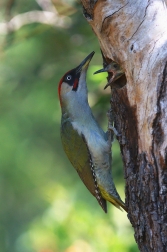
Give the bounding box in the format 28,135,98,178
0,1,138,251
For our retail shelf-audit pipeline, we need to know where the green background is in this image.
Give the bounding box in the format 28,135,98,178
0,1,138,251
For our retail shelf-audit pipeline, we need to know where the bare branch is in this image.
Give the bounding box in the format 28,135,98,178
0,10,71,34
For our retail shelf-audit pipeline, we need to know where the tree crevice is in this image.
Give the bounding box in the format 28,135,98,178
129,1,150,41
101,2,129,32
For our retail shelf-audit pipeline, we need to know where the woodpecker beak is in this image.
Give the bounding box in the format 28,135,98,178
104,80,114,90
93,64,111,75
93,68,106,74
76,51,95,73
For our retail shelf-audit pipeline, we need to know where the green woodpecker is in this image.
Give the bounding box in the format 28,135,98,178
58,52,127,213
94,61,124,89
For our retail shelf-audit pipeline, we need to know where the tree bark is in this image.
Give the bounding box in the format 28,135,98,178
80,1,167,251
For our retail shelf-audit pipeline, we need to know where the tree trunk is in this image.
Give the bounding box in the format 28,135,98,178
80,1,167,251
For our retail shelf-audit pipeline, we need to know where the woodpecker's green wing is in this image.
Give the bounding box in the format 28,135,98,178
61,119,107,212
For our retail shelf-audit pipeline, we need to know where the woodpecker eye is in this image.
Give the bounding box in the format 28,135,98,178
62,69,80,91
113,63,117,68
66,75,72,81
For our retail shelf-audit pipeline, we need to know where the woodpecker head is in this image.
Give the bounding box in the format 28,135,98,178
58,52,95,111
94,61,124,89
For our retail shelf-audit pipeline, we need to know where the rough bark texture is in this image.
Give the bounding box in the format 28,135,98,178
80,1,167,251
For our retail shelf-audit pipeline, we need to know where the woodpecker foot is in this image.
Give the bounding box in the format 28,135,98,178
108,125,120,137
106,109,120,136
106,109,119,149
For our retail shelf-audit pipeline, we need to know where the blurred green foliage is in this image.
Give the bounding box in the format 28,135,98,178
0,1,138,251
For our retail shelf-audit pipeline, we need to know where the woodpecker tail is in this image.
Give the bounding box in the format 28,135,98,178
110,198,127,212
